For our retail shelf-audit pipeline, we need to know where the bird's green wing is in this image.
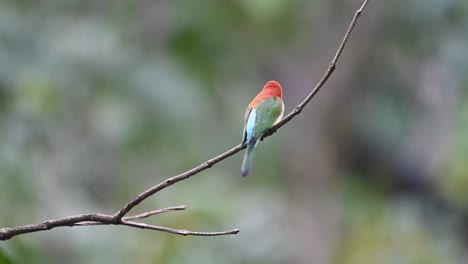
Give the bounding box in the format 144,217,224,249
252,97,283,139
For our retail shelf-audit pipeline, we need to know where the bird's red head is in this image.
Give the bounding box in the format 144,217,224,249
247,80,283,109
262,80,283,99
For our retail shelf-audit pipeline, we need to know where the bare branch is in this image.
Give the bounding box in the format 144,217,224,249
0,207,237,240
0,0,370,241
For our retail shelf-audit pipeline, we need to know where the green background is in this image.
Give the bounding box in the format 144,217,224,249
1,0,468,263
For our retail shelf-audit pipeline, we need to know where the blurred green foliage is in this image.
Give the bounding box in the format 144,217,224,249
1,0,468,263
0,248,13,264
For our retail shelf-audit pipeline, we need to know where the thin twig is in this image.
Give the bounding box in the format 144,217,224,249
0,0,370,241
123,205,187,221
121,220,240,237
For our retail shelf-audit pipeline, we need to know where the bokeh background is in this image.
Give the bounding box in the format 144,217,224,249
1,0,468,263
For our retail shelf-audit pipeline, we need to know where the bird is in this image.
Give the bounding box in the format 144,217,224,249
241,80,284,177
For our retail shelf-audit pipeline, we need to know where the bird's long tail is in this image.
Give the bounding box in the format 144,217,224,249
241,142,257,177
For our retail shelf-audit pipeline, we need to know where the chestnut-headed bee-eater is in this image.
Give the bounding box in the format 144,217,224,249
241,80,284,176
